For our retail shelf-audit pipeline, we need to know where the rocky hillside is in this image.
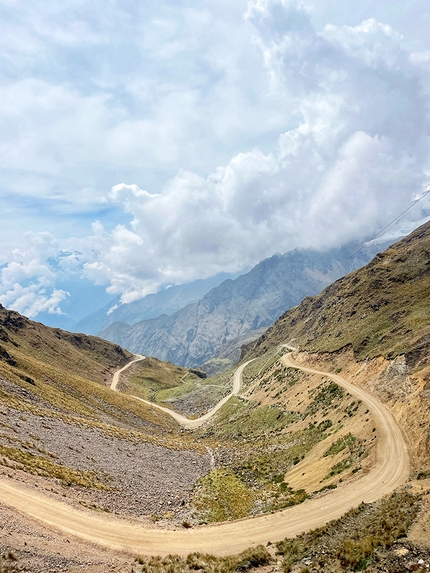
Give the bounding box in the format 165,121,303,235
0,305,213,573
100,243,385,368
0,304,192,437
74,273,236,335
244,220,430,470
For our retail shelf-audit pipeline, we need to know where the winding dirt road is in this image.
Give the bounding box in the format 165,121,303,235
110,354,146,391
0,352,410,557
110,354,254,429
127,360,254,429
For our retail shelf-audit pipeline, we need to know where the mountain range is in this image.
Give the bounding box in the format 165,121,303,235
99,241,390,369
73,272,237,335
0,223,429,572
0,222,429,572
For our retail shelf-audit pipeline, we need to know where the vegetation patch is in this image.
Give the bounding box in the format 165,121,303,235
324,433,357,457
206,397,298,440
325,457,355,479
305,381,345,417
241,349,285,386
192,468,256,522
155,368,235,416
136,546,272,573
276,491,419,571
0,444,109,489
119,357,199,402
250,363,307,401
235,420,333,484
322,433,366,480
194,419,337,520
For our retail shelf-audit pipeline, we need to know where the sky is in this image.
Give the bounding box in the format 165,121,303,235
1,0,430,323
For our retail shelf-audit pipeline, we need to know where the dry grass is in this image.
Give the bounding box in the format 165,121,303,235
136,546,272,573
276,490,419,571
0,305,204,455
192,468,256,522
118,357,201,401
191,357,370,520
0,444,109,489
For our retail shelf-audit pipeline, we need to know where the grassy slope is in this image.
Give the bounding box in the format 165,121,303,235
241,222,430,475
244,221,430,366
189,351,375,523
0,304,192,441
118,356,204,402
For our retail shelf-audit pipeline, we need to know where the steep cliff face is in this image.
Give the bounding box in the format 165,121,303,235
100,242,384,367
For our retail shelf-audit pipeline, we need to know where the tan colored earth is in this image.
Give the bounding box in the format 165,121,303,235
0,352,410,557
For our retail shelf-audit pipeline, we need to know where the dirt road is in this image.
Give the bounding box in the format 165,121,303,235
110,354,145,391
0,353,410,556
111,356,254,429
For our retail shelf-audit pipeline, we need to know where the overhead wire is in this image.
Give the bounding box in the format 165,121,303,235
310,184,430,295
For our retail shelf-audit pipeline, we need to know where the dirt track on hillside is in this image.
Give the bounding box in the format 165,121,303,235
110,354,254,428
0,353,410,557
110,354,146,390
124,359,253,429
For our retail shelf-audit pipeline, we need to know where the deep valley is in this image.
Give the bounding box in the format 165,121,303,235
1,223,430,572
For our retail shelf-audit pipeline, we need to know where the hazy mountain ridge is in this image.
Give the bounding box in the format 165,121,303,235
74,273,237,335
100,243,387,368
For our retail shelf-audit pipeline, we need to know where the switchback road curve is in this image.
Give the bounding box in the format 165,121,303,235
110,355,254,429
0,352,410,557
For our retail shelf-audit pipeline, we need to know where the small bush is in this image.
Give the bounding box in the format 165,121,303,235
323,433,357,457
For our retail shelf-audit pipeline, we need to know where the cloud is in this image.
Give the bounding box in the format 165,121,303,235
0,232,68,317
0,284,68,318
1,0,430,315
77,1,430,302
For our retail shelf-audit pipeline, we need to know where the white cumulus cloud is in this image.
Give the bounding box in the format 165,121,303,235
80,0,430,302
1,0,430,315
0,232,70,317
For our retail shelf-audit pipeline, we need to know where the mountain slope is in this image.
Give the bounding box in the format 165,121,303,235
100,243,387,368
1,224,429,572
74,273,237,335
0,304,205,441
245,221,430,365
0,304,213,570
243,220,430,471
